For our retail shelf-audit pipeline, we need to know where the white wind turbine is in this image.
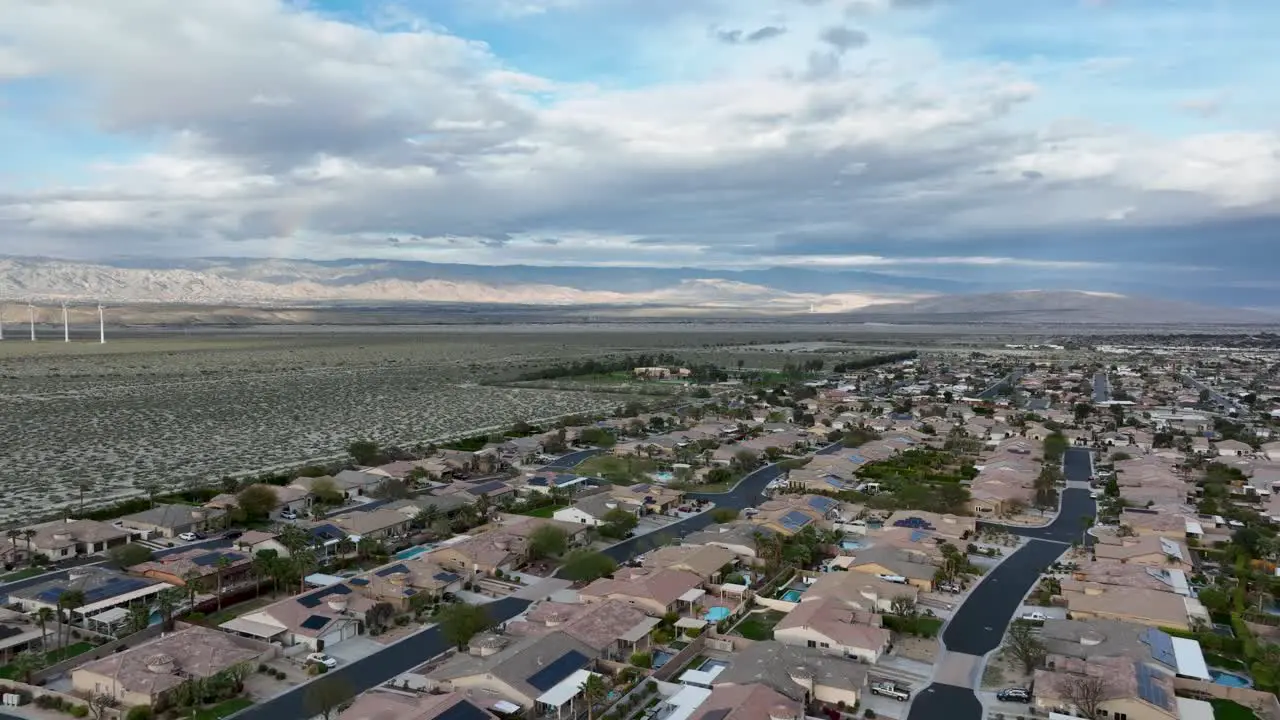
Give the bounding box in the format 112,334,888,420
62,302,70,342
97,303,106,344
28,304,36,341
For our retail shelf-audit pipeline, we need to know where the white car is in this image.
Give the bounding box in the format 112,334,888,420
1021,611,1047,622
877,574,908,584
280,508,299,520
306,653,338,669
178,532,200,542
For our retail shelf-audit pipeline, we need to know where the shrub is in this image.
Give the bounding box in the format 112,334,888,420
126,707,154,720
70,705,89,718
258,663,269,673
629,652,652,669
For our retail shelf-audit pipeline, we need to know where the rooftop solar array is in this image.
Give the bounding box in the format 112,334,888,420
297,583,351,608
469,480,508,495
434,572,461,583
310,524,346,541
191,551,245,567
37,576,155,605
375,563,410,577
526,650,590,691
436,701,492,720
778,510,813,532
892,517,935,530
299,614,331,631
1140,628,1177,668
631,484,651,493
807,496,839,513
348,578,370,586
1135,661,1169,708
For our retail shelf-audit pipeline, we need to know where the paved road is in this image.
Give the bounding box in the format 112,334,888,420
909,449,1096,720
542,448,603,471
976,370,1021,400
0,535,233,599
1092,371,1110,403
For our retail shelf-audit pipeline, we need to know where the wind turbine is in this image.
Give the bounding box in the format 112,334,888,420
28,304,35,342
62,302,70,342
97,303,106,344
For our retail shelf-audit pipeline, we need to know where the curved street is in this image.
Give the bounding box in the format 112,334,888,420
908,447,1095,720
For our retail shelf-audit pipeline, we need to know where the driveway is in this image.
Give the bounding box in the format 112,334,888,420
325,636,385,664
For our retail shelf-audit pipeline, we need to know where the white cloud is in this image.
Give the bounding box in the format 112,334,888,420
0,0,1277,279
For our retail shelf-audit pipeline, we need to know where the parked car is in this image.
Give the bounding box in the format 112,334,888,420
870,682,910,701
1021,611,1047,622
280,508,299,520
223,529,244,540
306,653,338,669
997,688,1032,703
877,574,908,584
178,532,202,542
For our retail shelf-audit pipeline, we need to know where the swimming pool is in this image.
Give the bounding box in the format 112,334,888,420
705,606,731,622
652,650,675,669
781,590,803,602
1211,670,1253,688
841,540,863,550
652,471,675,482
699,659,729,673
395,546,429,560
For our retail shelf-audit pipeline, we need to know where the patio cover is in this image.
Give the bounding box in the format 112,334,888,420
536,669,598,708
219,616,286,639
77,582,174,616
675,617,707,629
678,588,706,603
620,616,662,643
719,583,748,595
88,607,129,624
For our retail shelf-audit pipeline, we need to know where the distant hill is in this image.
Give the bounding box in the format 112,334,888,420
846,290,1278,324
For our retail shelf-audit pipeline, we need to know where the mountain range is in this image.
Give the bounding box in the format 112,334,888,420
0,256,1274,325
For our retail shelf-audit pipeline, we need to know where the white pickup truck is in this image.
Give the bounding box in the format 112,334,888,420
870,682,910,702
1021,611,1048,622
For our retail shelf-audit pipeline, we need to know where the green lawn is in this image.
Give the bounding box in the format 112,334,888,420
575,455,657,485
194,697,254,719
1211,699,1259,720
732,611,785,641
0,567,47,583
0,642,94,679
206,595,276,626
518,505,567,518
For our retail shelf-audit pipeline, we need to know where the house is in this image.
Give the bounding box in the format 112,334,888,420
221,582,368,650
603,483,684,514
327,507,414,540
234,530,292,558
442,479,517,505
844,546,936,591
339,691,499,720
206,484,312,515
384,494,472,522
1215,439,1253,457
1033,656,1180,720
639,544,738,582
553,494,629,526
772,597,890,662
117,504,227,538
968,463,1037,517
881,510,976,542
427,518,587,576
1262,441,1280,462
505,599,660,663
8,519,131,561
579,567,705,616
1062,580,1208,630
11,566,171,619
712,641,868,707
499,436,545,462
345,559,462,611
802,571,917,613
332,470,388,498
683,523,769,562
71,624,270,707
1093,535,1190,571
749,495,839,536
425,630,597,709
130,548,253,588
686,683,803,720
1069,561,1190,596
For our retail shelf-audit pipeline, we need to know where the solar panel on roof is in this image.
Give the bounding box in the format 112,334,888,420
469,481,507,494
1141,628,1177,668
299,614,330,631
434,572,460,583
807,496,838,513
297,583,351,608
348,578,369,586
1135,662,1169,708
526,650,590,691
436,700,492,720
778,510,812,532
192,551,243,567
375,563,410,577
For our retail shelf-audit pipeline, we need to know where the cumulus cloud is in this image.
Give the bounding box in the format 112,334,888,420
0,0,1276,302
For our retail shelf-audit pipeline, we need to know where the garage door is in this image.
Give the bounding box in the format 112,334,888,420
318,622,358,649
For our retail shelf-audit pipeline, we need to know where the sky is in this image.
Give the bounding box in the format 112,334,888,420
1,0,1278,307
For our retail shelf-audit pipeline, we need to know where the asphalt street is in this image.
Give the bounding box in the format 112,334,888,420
1093,372,1110,403
909,448,1096,720
542,448,603,470
0,535,233,599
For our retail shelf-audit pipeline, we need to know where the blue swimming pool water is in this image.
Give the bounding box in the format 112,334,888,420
652,471,674,482
705,606,731,622
699,660,729,673
395,546,428,560
652,650,675,668
1211,670,1252,688
781,590,803,602
841,540,863,550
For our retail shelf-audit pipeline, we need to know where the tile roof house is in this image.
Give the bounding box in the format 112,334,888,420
749,495,839,536
339,690,498,720
1092,535,1190,571
117,503,227,538
686,683,804,720
802,571,917,613
130,548,253,587
327,507,414,540
844,545,937,591
1032,656,1178,720
427,630,597,708
10,519,132,560
639,544,738,582
10,566,170,617
772,597,890,662
682,523,769,561
427,518,587,576
71,624,270,708
579,567,705,616
1062,580,1208,631
505,599,660,662
713,641,868,707
221,581,370,650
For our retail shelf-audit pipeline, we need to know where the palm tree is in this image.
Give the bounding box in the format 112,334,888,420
414,506,439,533
35,607,53,649
58,589,86,649
10,651,41,684
5,529,20,558
475,494,492,519
156,587,181,631
292,549,318,593
21,529,36,563
76,480,93,512
214,555,232,611
277,524,310,556
127,603,151,635
251,553,276,597
182,569,202,610
579,673,609,720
